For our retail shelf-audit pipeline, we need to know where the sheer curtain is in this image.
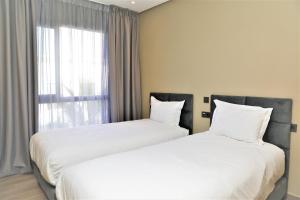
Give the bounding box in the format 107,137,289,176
34,0,110,130
0,0,142,178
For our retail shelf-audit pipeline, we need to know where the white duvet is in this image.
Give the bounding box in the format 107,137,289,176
30,119,188,185
56,132,284,200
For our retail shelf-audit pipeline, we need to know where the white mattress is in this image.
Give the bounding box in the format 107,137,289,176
56,132,285,200
30,119,188,185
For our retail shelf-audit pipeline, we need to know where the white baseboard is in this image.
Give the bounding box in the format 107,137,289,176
288,193,300,199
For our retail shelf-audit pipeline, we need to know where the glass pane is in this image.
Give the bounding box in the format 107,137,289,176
37,27,56,95
38,100,106,130
37,26,108,131
59,27,104,97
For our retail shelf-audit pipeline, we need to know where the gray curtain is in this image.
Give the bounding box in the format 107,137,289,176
108,6,142,122
0,0,141,178
0,0,37,177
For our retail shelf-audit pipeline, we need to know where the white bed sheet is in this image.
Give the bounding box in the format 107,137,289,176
30,119,188,185
56,132,285,200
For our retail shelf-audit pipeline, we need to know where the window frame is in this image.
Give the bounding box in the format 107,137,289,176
38,94,107,104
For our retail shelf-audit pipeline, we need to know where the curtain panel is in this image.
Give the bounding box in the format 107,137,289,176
108,6,142,122
33,0,110,130
0,0,141,177
0,0,37,177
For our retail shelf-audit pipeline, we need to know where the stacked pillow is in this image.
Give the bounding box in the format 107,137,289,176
210,100,273,144
150,96,185,127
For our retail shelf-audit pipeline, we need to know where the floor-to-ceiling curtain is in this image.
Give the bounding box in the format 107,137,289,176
0,0,37,177
33,0,110,130
0,0,142,178
108,6,142,122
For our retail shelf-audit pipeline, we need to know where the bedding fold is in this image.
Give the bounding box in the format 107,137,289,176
30,119,188,185
56,132,284,200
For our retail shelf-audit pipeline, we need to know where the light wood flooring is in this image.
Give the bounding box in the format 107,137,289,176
0,174,46,200
0,174,299,200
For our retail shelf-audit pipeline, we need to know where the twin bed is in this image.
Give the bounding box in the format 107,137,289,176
30,93,193,199
30,93,293,200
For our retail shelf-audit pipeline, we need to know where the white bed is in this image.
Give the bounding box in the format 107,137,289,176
56,132,285,200
30,119,188,185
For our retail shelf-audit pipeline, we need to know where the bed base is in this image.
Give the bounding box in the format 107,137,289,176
32,161,56,200
267,177,288,200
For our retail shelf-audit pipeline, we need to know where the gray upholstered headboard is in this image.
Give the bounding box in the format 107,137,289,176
210,95,292,196
150,92,193,134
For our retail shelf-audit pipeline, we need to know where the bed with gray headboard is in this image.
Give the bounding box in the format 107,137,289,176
211,95,293,200
33,92,194,200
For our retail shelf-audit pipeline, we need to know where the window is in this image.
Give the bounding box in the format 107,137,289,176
37,26,108,130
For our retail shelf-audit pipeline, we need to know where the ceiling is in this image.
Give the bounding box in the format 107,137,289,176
90,0,169,13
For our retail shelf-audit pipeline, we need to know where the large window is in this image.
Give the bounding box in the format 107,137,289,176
37,26,108,130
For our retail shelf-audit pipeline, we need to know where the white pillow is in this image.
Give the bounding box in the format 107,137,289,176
210,100,272,144
150,96,185,127
258,108,273,143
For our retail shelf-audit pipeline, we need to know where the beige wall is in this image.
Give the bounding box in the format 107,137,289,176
140,0,300,196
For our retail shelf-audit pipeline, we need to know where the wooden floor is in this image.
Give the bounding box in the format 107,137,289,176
0,174,46,200
0,174,299,200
